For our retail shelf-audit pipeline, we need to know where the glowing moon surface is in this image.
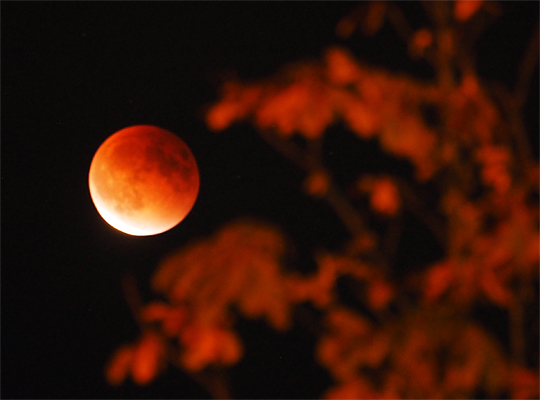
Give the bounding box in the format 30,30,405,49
89,126,200,236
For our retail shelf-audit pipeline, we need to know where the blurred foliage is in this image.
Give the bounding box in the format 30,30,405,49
106,1,539,398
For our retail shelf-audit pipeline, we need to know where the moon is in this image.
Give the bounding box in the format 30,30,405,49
89,125,200,236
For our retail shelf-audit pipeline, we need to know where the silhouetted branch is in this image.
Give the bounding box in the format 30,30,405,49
386,3,414,44
325,183,366,237
121,272,145,329
168,350,232,400
259,129,312,171
381,215,404,269
490,83,535,169
395,177,447,250
259,129,366,237
514,22,539,109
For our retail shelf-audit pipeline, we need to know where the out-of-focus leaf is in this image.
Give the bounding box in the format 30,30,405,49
325,48,362,85
206,101,241,132
479,265,513,308
285,253,339,309
180,324,243,371
303,170,330,198
141,301,170,322
256,83,311,137
105,344,134,386
316,306,377,381
424,260,455,302
454,0,483,22
152,219,291,331
379,115,437,181
510,366,540,400
409,29,433,58
131,332,165,386
444,325,508,398
338,92,380,139
361,1,387,37
141,302,189,337
476,145,512,194
323,377,380,399
369,178,401,216
205,83,262,132
367,278,395,310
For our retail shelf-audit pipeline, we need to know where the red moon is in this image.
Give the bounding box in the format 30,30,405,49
89,126,199,236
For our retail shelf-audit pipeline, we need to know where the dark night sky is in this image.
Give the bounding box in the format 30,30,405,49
2,2,538,399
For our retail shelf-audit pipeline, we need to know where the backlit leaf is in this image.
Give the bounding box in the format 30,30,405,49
131,332,165,386
454,0,483,21
104,344,134,386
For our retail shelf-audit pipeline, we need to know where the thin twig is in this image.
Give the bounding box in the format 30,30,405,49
324,183,366,237
490,83,535,171
395,177,447,250
509,278,526,366
386,4,415,44
259,129,366,237
168,349,232,399
259,129,312,171
121,272,145,329
434,3,456,91
385,4,436,67
514,22,539,109
381,215,404,269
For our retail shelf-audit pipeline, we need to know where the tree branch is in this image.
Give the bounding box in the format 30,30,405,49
490,83,535,170
258,129,312,171
258,129,366,237
121,272,145,329
168,349,232,400
257,128,449,260
395,177,447,250
386,4,414,44
514,22,539,109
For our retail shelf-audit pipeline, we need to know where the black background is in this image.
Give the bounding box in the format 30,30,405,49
2,2,538,398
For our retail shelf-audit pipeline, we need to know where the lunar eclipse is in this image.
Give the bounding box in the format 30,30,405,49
89,126,199,236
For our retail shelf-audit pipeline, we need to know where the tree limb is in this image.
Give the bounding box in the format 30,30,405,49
259,129,366,237
514,22,539,109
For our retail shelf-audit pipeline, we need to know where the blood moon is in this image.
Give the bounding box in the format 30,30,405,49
89,126,199,236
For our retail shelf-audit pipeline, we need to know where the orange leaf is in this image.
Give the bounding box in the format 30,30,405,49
180,325,243,371
324,378,377,400
325,48,361,85
255,84,310,136
336,17,358,40
216,329,244,365
511,367,540,400
424,261,455,302
525,232,540,266
327,307,372,338
140,301,170,323
370,178,400,216
162,307,188,337
361,1,387,36
340,95,380,139
131,332,164,385
298,96,333,140
104,345,134,386
362,332,391,367
479,268,513,308
181,326,218,371
410,29,433,57
206,101,240,131
414,29,433,50
461,74,480,97
367,279,394,310
303,170,330,198
454,0,483,21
